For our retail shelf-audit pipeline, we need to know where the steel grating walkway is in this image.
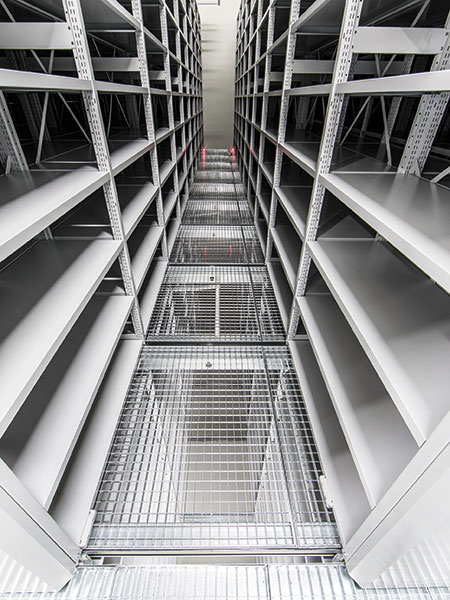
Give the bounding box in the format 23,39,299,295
87,149,339,554
170,226,264,264
88,346,338,551
147,266,285,342
182,200,253,224
3,564,446,600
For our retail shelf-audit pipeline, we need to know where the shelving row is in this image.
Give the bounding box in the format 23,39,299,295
234,0,450,588
0,0,203,590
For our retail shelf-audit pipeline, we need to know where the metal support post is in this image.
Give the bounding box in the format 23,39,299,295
295,0,363,305
398,12,450,174
62,0,143,339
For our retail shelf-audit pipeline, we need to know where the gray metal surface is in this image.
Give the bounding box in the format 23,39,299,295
88,345,338,552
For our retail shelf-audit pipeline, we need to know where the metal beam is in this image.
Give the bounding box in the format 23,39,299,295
0,22,73,49
353,27,448,55
336,69,450,95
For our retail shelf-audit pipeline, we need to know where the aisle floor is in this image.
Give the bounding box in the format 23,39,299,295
87,150,339,553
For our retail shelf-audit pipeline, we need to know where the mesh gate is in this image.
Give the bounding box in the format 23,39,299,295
147,266,285,342
88,346,339,552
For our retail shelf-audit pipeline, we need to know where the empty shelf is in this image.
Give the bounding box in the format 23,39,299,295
118,182,159,238
279,140,318,177
110,139,152,175
0,237,122,436
6,295,132,509
0,167,107,263
270,226,301,291
309,240,450,443
139,261,168,330
160,160,176,185
289,339,371,542
298,295,417,507
275,186,310,239
321,172,450,295
130,226,164,291
163,191,178,221
50,339,142,545
266,261,292,329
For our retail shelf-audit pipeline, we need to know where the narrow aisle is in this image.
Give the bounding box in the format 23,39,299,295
87,149,339,554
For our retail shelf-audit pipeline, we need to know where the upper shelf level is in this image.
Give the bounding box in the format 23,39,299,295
321,172,450,296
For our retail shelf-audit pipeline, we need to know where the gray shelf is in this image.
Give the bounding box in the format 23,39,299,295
299,294,417,507
50,338,141,545
321,172,450,295
289,340,371,542
308,239,450,443
235,0,450,583
0,168,107,263
0,237,122,437
1,295,132,509
0,0,203,586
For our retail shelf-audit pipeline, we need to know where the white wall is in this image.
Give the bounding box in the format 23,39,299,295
198,0,240,149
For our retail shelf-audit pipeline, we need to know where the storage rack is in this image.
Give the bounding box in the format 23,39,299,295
234,0,450,588
0,0,202,590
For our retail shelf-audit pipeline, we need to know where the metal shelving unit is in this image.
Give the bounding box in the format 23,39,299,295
0,0,203,590
234,0,450,588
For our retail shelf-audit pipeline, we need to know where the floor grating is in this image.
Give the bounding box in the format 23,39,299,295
87,346,339,552
195,171,240,183
3,564,448,600
182,200,252,224
170,226,264,264
190,183,246,199
146,266,285,342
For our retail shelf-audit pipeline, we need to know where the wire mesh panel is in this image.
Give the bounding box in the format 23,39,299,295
200,161,235,171
170,226,264,264
3,564,447,600
182,201,251,225
204,149,231,157
147,267,285,342
195,171,238,182
88,346,337,552
190,183,241,199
